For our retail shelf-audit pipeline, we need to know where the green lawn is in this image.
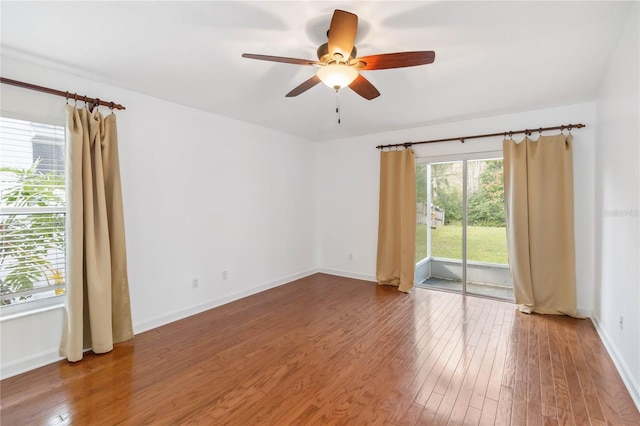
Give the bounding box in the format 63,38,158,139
416,224,508,264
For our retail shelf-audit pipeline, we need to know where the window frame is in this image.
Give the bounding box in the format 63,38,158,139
0,111,67,320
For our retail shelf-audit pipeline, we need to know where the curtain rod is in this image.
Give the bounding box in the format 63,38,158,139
0,77,126,111
375,123,585,150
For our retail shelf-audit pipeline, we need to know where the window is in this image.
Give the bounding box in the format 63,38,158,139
0,116,66,306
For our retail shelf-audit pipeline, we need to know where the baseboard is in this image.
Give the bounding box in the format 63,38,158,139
591,315,640,411
2,349,64,380
316,267,376,283
134,268,319,335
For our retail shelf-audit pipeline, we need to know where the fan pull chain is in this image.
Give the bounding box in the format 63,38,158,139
335,89,341,124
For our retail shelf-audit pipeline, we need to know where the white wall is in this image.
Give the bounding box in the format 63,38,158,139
0,57,318,378
593,3,640,407
316,102,596,316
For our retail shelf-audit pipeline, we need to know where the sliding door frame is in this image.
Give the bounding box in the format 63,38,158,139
416,150,503,296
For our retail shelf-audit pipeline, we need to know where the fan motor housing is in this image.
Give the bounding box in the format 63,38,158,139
317,43,357,63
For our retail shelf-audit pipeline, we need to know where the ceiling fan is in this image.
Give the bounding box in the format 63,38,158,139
242,9,436,100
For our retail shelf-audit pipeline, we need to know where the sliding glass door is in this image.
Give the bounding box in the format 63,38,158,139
415,155,513,300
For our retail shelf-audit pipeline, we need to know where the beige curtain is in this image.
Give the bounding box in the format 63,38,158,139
376,149,416,292
503,133,578,316
60,105,134,362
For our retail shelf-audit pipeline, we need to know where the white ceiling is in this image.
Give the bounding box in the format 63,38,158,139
0,1,632,141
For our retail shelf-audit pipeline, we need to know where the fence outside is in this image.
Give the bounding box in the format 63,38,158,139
417,203,444,227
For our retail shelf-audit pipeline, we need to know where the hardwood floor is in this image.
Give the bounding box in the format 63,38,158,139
1,273,639,425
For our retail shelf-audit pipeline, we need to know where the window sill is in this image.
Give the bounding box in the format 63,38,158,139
0,297,65,322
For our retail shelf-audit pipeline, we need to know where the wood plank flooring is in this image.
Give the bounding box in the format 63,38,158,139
1,273,639,425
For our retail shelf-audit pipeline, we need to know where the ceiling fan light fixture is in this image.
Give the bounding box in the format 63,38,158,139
242,10,433,100
316,64,358,90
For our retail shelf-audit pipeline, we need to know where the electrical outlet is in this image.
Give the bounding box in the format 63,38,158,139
619,315,624,330
192,278,199,289
222,270,228,280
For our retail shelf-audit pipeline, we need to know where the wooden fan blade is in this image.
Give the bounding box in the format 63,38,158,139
355,51,436,70
285,75,322,97
242,53,318,66
349,74,380,100
327,10,358,59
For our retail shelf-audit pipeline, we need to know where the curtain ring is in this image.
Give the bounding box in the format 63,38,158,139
65,91,69,104
74,93,78,106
